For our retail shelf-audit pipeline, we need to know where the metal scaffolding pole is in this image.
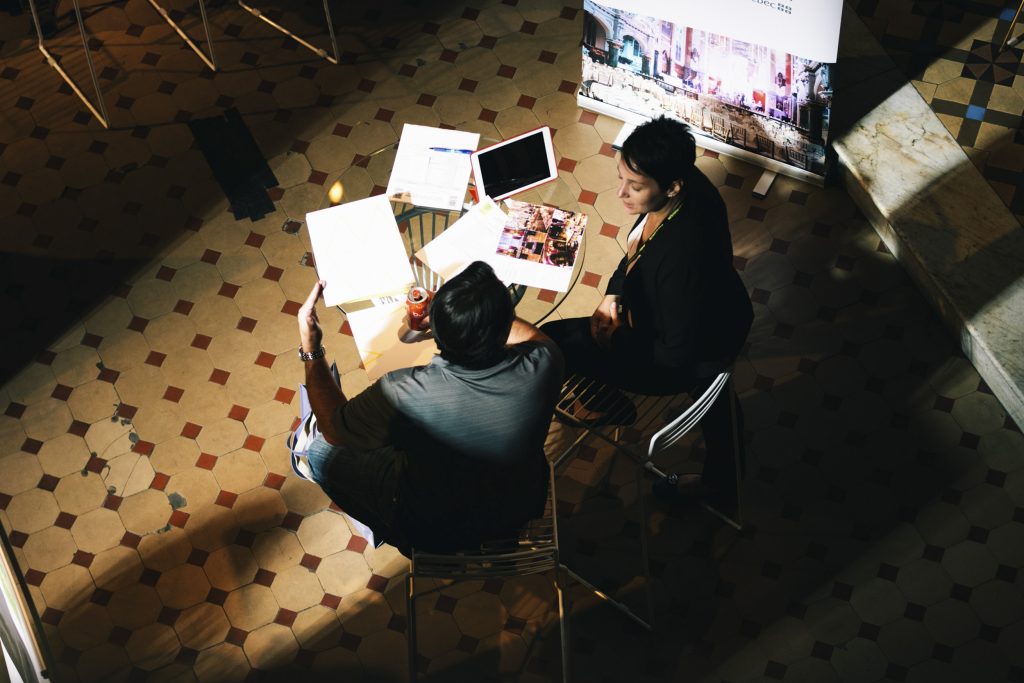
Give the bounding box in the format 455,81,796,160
28,0,110,128
236,0,339,64
146,0,219,71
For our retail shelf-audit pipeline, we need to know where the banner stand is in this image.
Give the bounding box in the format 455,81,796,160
587,96,826,190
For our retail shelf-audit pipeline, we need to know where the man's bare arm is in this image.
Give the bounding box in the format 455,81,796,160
297,281,346,445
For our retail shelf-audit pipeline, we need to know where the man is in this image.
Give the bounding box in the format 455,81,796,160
296,261,564,554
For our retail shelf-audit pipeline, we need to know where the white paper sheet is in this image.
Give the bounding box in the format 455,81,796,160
387,124,480,211
306,195,415,307
345,303,438,382
413,197,508,284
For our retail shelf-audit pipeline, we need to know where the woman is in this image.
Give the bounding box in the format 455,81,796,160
542,116,753,502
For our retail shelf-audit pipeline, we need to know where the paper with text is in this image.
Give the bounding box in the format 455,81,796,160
345,303,438,382
306,195,415,307
387,124,480,210
414,197,507,284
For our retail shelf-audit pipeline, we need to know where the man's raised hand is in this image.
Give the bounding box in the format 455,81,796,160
298,280,326,354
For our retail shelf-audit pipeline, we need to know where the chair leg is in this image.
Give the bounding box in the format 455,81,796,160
634,462,656,628
554,565,569,683
560,564,651,630
700,382,744,531
406,573,417,682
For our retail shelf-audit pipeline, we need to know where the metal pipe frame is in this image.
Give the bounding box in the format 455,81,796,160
146,0,218,71
1000,0,1024,52
27,0,110,128
237,0,339,64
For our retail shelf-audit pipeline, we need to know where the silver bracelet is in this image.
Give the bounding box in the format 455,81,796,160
298,346,326,362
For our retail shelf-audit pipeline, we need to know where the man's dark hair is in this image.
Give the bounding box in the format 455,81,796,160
430,261,513,369
621,116,697,192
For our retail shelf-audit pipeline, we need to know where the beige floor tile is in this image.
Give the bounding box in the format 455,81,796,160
205,545,259,593
59,602,113,651
194,642,249,683
279,478,331,517
131,402,186,446
176,602,231,651
166,468,221,512
182,503,236,552
316,551,371,597
40,563,94,610
149,437,202,477
223,582,279,631
356,629,408,679
118,489,173,536
125,622,180,670
270,563,324,611
67,379,120,424
297,510,351,558
89,545,143,592
22,526,76,573
7,489,59,534
0,452,43,496
212,447,267,491
156,563,211,609
337,587,393,636
5,363,57,406
138,526,193,572
71,508,126,555
245,622,299,670
224,362,282,410
232,487,288,533
251,527,305,573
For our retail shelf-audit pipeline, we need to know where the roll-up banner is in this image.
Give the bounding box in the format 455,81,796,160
580,0,841,179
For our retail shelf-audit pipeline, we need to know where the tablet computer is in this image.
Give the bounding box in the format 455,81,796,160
470,126,557,202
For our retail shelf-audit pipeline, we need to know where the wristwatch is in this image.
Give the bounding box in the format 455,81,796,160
298,346,326,362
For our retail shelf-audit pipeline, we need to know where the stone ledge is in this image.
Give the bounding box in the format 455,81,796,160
831,6,1024,431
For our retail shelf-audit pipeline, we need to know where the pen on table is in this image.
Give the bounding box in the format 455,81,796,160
429,147,473,154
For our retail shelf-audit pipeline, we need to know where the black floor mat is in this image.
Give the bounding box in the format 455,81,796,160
188,108,278,221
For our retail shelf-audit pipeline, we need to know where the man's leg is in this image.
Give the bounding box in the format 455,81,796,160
306,435,404,547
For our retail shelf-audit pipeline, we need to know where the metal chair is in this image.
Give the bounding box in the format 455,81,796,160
556,371,742,529
406,461,650,682
552,371,744,627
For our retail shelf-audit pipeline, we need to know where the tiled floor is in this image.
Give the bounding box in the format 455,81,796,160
852,0,1024,226
1,0,1023,681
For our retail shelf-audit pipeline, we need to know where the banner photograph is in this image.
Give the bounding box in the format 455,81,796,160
581,0,834,176
593,0,843,63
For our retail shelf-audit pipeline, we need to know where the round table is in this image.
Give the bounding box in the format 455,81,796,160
318,140,586,326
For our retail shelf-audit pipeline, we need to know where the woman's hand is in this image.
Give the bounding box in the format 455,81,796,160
591,294,622,349
298,280,326,353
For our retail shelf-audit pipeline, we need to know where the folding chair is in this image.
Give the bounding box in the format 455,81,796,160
553,371,744,626
406,461,650,682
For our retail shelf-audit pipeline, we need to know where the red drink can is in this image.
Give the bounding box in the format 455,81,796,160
407,287,430,331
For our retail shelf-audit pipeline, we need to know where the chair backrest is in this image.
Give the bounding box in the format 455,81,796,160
410,462,558,580
646,371,731,460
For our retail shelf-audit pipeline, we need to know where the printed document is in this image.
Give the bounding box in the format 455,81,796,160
414,197,587,292
345,303,438,381
414,197,507,283
306,195,415,307
387,124,480,210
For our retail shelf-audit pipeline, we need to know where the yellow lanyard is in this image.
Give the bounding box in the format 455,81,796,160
625,201,682,269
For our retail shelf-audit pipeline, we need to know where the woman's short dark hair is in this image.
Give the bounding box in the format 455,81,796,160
429,261,513,369
621,116,697,192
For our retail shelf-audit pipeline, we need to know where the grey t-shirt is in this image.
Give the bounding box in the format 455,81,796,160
332,338,564,551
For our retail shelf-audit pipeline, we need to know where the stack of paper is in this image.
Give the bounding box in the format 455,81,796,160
305,195,415,307
387,124,480,210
